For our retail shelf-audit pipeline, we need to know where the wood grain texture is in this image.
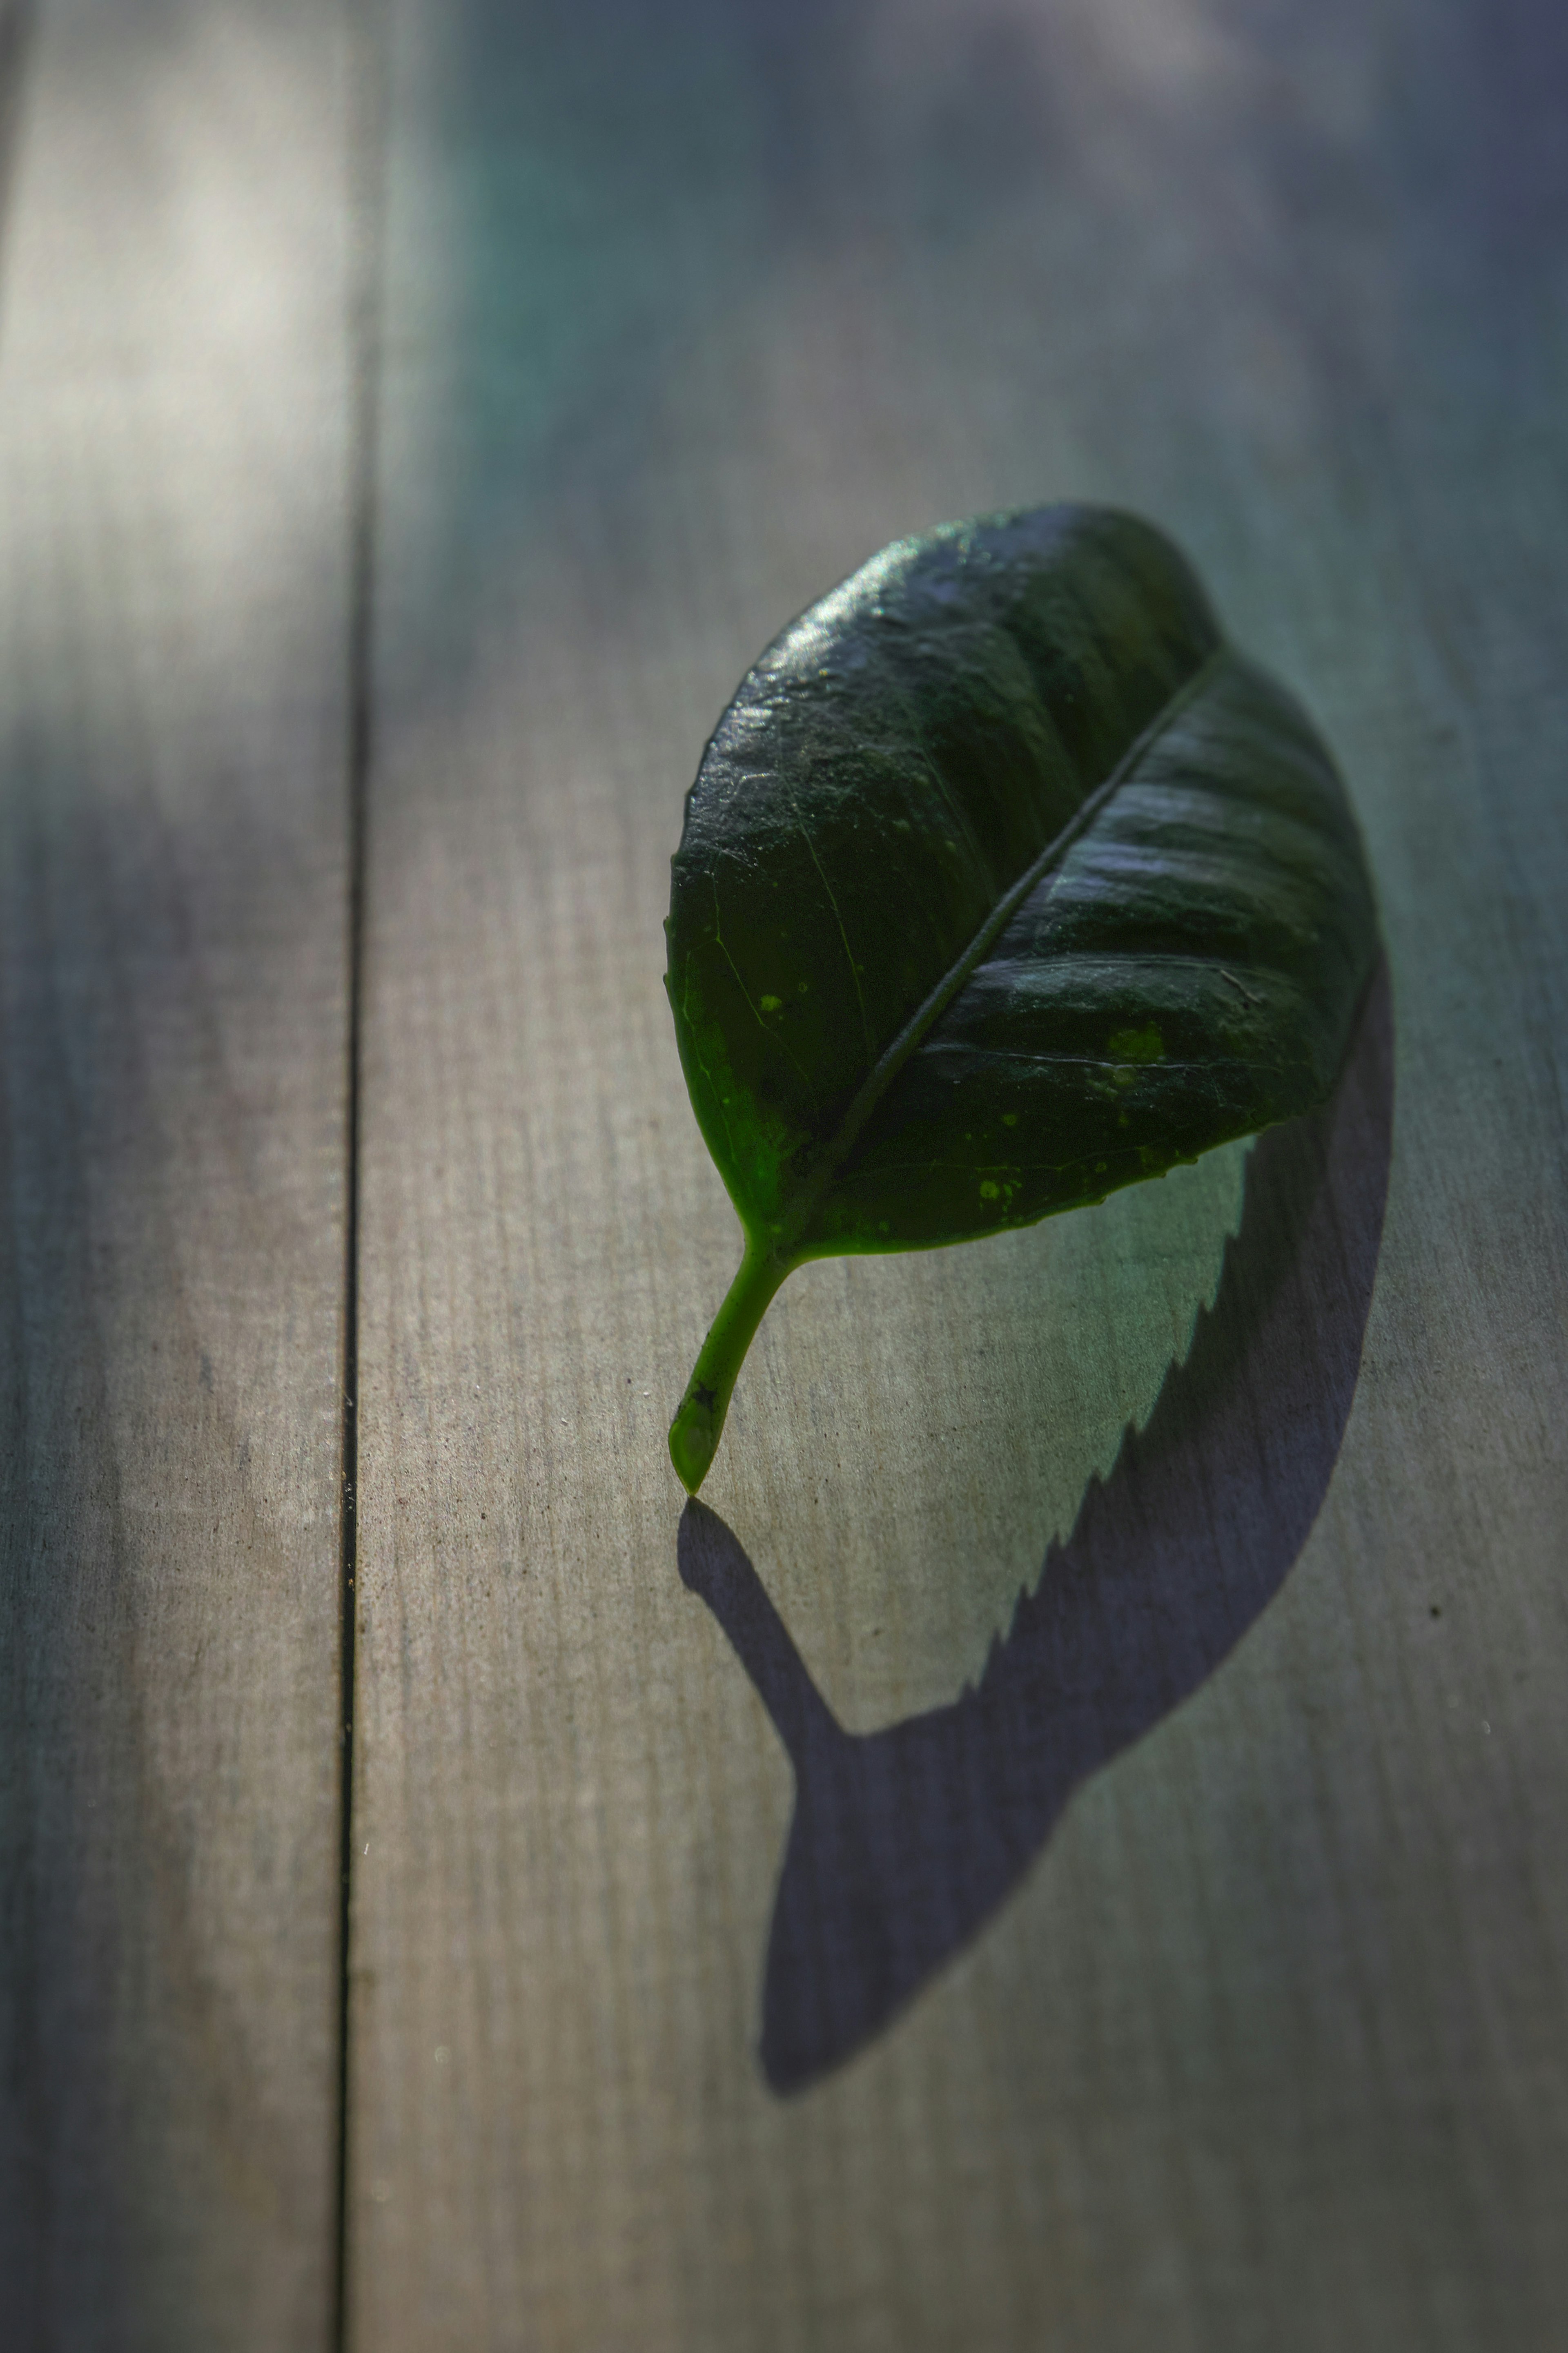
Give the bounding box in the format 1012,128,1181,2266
0,3,353,2343
350,1,1568,2346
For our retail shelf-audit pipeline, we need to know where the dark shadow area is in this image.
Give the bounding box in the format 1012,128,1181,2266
679,959,1393,2092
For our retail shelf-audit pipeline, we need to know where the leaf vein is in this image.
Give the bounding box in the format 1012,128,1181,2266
778,645,1226,1255
711,880,811,1084
797,820,874,1062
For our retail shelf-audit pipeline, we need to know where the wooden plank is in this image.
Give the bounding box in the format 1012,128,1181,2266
0,3,354,2344
352,1,1568,2345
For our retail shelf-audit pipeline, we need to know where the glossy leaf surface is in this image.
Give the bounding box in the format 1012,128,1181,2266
666,506,1378,1490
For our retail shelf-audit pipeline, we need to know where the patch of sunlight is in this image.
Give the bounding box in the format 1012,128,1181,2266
706,1134,1252,1730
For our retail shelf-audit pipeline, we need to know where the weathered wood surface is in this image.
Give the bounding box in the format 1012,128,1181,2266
0,3,352,2344
350,0,1568,2349
4,0,1565,2347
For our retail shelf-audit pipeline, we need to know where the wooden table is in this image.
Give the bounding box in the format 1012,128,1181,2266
3,1,1564,2345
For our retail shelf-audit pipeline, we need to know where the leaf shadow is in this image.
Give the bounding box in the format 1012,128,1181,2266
677,957,1394,2094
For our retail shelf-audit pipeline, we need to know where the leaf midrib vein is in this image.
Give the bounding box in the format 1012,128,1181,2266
770,644,1227,1263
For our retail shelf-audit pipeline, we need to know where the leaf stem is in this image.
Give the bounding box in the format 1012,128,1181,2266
668,1242,788,1493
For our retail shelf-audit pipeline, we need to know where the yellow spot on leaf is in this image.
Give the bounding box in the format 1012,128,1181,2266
1108,1022,1165,1064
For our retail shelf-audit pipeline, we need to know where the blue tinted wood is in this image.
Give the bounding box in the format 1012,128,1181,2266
351,2,1568,2346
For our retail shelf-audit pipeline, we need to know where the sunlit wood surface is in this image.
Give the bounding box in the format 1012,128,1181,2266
0,2,352,2344
4,1,1567,2348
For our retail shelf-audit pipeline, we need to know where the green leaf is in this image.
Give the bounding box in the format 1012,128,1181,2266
665,505,1378,1492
